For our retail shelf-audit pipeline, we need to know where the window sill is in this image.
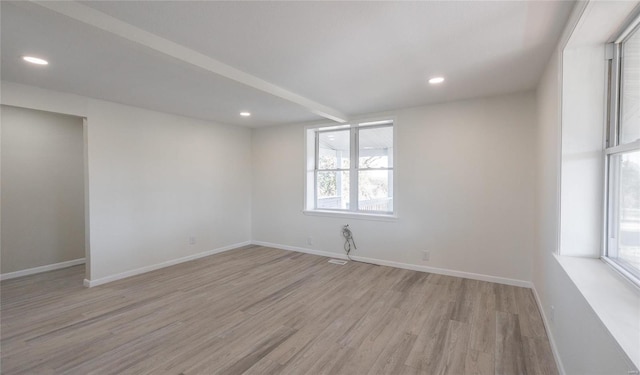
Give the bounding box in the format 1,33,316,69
302,210,398,222
554,253,640,369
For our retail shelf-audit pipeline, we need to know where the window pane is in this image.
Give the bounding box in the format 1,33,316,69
318,130,350,170
358,170,393,212
359,126,393,168
608,150,640,277
316,171,350,210
620,28,640,145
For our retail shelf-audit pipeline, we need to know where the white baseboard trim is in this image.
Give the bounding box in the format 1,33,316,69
84,241,251,288
531,285,566,375
251,241,347,262
251,240,532,288
1,258,85,281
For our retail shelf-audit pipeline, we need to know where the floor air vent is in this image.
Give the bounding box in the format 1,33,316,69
328,259,348,265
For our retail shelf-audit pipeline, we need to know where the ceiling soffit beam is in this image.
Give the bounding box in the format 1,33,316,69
32,1,348,123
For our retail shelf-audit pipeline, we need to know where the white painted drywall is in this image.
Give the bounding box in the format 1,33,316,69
1,105,85,273
1,82,253,282
534,44,636,375
560,46,605,257
85,100,252,280
252,92,536,283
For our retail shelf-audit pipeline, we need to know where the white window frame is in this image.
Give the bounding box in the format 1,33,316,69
603,17,640,288
304,118,397,221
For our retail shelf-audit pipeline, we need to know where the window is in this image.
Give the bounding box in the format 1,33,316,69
305,120,394,216
605,20,640,285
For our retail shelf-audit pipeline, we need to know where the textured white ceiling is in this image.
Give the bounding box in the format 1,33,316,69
1,1,575,127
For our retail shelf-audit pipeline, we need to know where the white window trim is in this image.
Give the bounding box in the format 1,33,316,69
555,2,640,371
303,117,397,220
602,18,640,288
302,209,398,222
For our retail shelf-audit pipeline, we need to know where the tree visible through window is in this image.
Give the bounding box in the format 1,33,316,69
308,120,394,215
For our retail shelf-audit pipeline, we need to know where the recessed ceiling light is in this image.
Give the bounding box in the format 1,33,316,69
240,112,251,117
428,77,445,84
22,56,49,65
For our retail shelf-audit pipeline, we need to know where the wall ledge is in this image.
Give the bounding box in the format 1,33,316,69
554,254,640,371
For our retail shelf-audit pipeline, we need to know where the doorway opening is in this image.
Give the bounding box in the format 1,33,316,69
1,105,89,284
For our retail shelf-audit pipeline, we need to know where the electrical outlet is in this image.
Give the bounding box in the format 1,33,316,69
189,236,196,245
422,250,430,261
307,236,313,246
550,305,555,322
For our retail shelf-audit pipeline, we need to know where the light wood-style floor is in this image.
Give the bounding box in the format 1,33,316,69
1,246,558,375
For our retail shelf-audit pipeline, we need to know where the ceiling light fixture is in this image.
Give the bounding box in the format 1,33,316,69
22,56,49,65
428,77,445,84
240,112,251,117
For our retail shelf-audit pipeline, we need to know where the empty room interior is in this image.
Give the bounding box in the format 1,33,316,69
1,1,640,374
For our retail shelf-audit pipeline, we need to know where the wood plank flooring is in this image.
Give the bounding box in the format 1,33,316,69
1,246,558,374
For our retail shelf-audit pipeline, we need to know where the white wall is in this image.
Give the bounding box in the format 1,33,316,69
85,100,252,281
534,45,635,375
532,2,640,373
560,46,606,257
1,82,253,282
252,92,536,284
1,105,85,273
